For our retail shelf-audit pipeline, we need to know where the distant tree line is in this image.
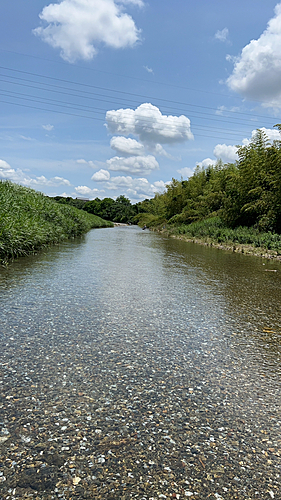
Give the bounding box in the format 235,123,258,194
54,194,139,223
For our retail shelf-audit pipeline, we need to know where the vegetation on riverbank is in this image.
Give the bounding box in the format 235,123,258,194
168,217,281,258
135,127,281,257
0,180,113,263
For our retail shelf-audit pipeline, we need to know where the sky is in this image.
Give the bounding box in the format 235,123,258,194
0,0,281,202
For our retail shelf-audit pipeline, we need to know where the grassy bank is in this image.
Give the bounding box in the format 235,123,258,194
0,180,113,263
158,217,281,260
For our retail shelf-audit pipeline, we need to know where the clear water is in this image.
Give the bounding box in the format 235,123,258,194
0,226,280,499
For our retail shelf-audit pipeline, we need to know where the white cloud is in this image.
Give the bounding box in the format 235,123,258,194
75,185,92,195
118,0,144,6
110,136,145,156
153,180,167,191
198,127,281,168
105,175,166,199
19,135,34,141
144,65,154,74
91,169,111,181
57,192,69,198
227,3,281,107
0,159,71,188
0,160,12,171
74,185,101,197
197,158,217,169
0,159,36,185
242,127,281,145
106,103,194,145
106,154,159,175
197,145,238,168
177,166,195,178
76,158,100,168
215,27,229,42
28,175,72,187
42,124,54,131
33,0,142,63
213,144,238,163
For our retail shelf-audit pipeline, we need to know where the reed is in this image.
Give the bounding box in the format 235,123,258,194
0,180,113,262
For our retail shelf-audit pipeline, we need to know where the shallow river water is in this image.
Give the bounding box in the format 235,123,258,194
0,226,281,499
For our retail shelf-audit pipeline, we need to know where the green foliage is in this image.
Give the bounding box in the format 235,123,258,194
52,196,88,210
83,195,138,223
137,127,281,237
172,217,281,252
0,181,113,262
133,212,166,228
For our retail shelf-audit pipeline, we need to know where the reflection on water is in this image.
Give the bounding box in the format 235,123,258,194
0,226,280,499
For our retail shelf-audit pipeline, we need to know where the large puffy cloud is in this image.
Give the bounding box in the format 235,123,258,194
110,136,145,156
33,0,142,63
106,103,194,146
227,3,281,107
105,155,159,175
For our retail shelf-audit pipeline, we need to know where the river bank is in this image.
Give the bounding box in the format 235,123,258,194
168,233,281,262
147,217,281,262
0,180,113,264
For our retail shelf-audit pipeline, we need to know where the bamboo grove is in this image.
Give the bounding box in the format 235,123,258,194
136,127,281,236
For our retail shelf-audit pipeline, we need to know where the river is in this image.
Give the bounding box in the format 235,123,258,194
0,226,281,499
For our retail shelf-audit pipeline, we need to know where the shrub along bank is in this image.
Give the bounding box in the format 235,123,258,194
0,180,113,263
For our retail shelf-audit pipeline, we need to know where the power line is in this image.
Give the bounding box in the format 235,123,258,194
0,73,275,144
0,74,273,130
0,65,278,147
0,48,255,102
0,65,275,122
0,89,255,140
0,86,261,136
0,98,253,142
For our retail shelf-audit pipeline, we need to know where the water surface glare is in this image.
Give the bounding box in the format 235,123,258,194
0,226,281,499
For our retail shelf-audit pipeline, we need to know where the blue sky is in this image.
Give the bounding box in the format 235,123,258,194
0,0,281,202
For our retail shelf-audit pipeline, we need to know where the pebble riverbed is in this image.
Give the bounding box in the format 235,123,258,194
0,227,281,499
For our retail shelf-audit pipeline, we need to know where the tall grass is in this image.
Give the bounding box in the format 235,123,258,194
170,217,281,253
0,180,113,262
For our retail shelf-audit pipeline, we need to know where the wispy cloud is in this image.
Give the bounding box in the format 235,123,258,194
42,124,54,131
215,27,229,43
144,65,154,74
